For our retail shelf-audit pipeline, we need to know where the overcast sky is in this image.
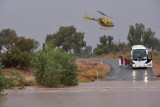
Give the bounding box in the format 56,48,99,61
0,0,160,48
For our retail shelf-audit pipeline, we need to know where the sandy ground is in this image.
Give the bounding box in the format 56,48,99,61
2,67,34,76
152,62,160,75
76,59,111,73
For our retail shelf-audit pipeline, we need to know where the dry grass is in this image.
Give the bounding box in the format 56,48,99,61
2,67,34,76
2,68,37,86
78,68,109,82
25,76,38,86
76,60,111,82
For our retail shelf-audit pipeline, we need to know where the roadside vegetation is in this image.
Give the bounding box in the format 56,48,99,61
77,60,110,82
32,43,78,87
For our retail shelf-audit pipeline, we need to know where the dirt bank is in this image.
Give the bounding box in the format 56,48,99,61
76,59,111,82
152,62,160,76
2,59,111,83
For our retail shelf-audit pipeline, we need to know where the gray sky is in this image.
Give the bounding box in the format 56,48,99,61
0,0,160,48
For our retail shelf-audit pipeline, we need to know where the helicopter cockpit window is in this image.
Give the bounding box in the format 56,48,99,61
107,21,109,24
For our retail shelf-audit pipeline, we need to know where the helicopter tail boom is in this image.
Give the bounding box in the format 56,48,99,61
84,12,97,21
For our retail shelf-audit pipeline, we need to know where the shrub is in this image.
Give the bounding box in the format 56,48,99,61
10,70,25,88
0,65,12,94
32,43,78,87
2,47,31,69
94,48,104,56
112,51,117,55
19,52,31,69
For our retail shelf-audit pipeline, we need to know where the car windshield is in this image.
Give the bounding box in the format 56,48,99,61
132,49,147,60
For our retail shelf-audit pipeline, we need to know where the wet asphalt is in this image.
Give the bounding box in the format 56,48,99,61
1,58,160,107
88,58,154,81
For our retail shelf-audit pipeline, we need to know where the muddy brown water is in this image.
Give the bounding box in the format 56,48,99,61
1,58,160,107
1,81,160,107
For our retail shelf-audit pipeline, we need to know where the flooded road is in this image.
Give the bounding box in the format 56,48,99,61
1,58,160,107
1,81,160,107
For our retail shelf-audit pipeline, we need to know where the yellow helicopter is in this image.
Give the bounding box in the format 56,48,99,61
84,11,114,29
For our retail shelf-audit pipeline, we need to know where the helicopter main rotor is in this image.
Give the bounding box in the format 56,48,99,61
97,11,113,18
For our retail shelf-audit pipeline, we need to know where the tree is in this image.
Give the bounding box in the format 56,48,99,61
107,35,114,52
84,46,92,56
94,35,114,55
127,25,135,47
127,23,160,50
117,42,128,52
32,43,78,87
135,23,145,43
142,28,155,49
45,26,86,53
80,46,92,57
151,37,160,51
2,47,31,69
107,35,113,45
0,29,17,52
14,36,39,54
94,48,104,56
93,44,109,56
127,23,145,47
99,35,108,46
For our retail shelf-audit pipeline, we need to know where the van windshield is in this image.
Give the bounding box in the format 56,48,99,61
132,49,147,60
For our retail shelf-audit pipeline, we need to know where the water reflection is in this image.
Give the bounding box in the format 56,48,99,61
131,69,149,83
132,70,136,80
144,70,148,83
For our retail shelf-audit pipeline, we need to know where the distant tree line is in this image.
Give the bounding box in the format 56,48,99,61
0,23,160,60
94,23,160,55
127,23,160,51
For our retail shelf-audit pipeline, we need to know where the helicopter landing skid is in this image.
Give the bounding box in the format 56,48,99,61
100,27,113,30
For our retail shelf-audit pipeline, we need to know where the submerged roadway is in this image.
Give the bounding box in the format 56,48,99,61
1,58,160,107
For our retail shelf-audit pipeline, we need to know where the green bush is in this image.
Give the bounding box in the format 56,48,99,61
2,47,31,69
10,70,25,88
0,65,12,94
94,48,104,56
112,51,117,55
32,43,78,87
19,52,31,69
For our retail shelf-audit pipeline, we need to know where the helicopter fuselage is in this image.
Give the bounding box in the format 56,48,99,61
84,12,114,28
